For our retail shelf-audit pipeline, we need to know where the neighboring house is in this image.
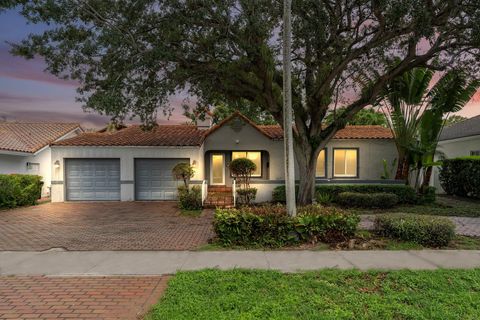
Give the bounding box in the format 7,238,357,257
50,113,397,203
0,122,83,197
433,115,480,192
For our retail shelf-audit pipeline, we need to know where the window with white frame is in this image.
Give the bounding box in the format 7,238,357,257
231,151,262,177
26,162,40,173
333,149,358,177
315,149,326,177
471,150,480,156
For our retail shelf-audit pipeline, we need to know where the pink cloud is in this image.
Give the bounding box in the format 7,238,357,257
0,46,78,87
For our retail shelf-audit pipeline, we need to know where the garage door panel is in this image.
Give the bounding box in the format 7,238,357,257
66,159,120,201
135,158,188,200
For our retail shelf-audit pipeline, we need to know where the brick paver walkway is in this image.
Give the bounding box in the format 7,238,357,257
360,215,480,237
0,276,169,320
0,202,214,251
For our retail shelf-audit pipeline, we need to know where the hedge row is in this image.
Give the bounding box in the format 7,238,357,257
272,184,418,204
374,214,455,247
440,156,480,199
213,205,360,247
336,192,399,208
0,174,43,209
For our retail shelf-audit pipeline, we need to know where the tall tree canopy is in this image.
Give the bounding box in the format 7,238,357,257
4,0,480,204
324,108,387,126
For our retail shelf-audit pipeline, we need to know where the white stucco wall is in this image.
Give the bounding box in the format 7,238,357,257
0,148,52,197
49,122,398,203
50,146,204,202
323,139,398,180
433,135,480,193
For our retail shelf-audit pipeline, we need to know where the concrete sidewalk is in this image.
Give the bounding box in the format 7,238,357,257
1,250,480,275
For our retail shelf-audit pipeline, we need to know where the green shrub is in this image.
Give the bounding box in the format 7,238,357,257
419,186,436,204
440,157,480,199
177,185,202,210
213,204,359,247
295,205,360,243
236,187,257,205
0,174,43,209
172,163,195,187
273,184,417,204
336,192,399,208
316,193,333,205
374,214,455,247
213,205,294,247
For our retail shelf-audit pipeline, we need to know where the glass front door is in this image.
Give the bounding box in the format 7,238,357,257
211,154,225,185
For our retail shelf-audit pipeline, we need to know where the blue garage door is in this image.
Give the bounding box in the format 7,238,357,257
135,158,188,200
65,159,121,201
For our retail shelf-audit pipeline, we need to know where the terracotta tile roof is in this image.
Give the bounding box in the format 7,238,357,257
256,125,392,140
52,113,392,148
52,124,205,147
0,122,81,153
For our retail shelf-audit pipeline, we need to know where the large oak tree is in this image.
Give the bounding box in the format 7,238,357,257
4,0,480,204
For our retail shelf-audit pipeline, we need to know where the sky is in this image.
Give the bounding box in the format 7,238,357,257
0,8,479,129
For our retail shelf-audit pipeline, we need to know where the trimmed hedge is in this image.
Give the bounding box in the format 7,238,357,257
272,184,417,204
336,192,399,208
0,174,43,209
374,214,455,247
440,156,480,199
213,204,359,247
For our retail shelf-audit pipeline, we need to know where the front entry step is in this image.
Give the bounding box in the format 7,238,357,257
204,186,234,208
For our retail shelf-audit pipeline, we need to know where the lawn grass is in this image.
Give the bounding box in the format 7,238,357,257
351,195,480,217
145,269,480,320
179,209,203,217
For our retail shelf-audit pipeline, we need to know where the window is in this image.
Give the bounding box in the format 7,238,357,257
333,149,358,177
471,150,480,156
316,149,326,177
232,151,262,177
26,162,40,173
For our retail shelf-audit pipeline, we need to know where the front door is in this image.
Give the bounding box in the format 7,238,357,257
210,153,225,185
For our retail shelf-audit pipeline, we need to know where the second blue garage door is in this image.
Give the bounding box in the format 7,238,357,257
135,158,189,200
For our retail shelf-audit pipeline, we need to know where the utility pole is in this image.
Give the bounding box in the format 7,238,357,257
283,0,297,216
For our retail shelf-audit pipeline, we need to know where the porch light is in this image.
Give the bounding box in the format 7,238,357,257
191,160,197,168
54,160,60,169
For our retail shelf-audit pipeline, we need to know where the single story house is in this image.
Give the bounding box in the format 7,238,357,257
433,115,480,192
50,113,397,203
0,122,83,197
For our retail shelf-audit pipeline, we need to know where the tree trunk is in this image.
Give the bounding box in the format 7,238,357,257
395,154,410,184
294,139,320,206
421,166,433,191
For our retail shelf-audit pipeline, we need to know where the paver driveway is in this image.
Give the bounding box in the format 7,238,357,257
0,202,214,251
0,275,169,320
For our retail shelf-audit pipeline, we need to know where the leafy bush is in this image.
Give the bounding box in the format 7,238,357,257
316,193,333,205
229,158,257,182
419,186,436,204
213,205,294,247
336,192,399,208
172,163,195,187
230,158,257,205
213,204,359,247
236,187,257,205
273,184,417,204
440,157,480,199
295,205,360,243
374,214,455,247
0,174,43,209
177,185,202,210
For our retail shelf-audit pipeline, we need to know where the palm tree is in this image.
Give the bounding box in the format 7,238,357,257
381,68,434,182
381,68,479,190
418,72,479,190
